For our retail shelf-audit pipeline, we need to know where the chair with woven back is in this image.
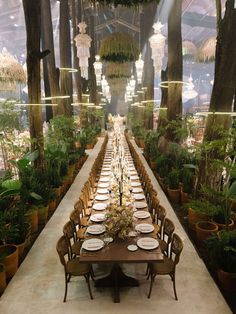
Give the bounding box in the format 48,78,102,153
147,233,183,300
74,199,89,227
152,204,166,237
56,235,93,302
63,220,82,256
69,208,86,240
158,218,175,256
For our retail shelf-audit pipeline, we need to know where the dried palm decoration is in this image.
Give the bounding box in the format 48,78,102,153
99,33,139,63
197,37,216,62
107,77,127,96
105,62,132,79
182,41,197,58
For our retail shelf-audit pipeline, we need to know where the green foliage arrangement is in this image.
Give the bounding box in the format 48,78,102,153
91,0,160,8
99,33,139,63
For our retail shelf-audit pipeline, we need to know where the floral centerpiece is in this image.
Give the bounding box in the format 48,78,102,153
105,203,134,240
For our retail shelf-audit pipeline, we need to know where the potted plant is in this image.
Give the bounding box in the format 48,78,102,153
0,263,6,295
180,167,194,203
166,169,181,204
207,230,236,292
144,130,160,169
155,154,172,192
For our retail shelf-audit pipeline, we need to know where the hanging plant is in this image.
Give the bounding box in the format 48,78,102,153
105,62,132,79
99,33,139,63
91,0,160,7
107,77,127,96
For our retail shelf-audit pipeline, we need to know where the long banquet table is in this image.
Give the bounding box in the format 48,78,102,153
79,128,163,302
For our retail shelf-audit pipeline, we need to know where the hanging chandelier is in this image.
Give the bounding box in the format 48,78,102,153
93,55,103,86
74,21,92,80
135,54,144,84
149,22,166,76
183,75,198,101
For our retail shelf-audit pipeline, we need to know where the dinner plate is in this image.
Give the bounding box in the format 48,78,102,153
97,182,110,188
129,171,138,175
92,203,107,211
135,223,154,234
95,194,109,201
133,194,145,201
99,177,110,183
102,167,111,171
132,187,143,193
134,201,148,209
86,224,106,235
131,182,141,187
82,238,104,251
128,167,135,171
131,175,139,181
97,188,109,195
133,211,150,219
90,213,106,222
127,244,138,252
137,237,159,250
100,171,111,176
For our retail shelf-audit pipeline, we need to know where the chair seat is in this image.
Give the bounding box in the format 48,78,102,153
77,228,85,239
151,256,174,275
71,241,83,255
67,257,90,276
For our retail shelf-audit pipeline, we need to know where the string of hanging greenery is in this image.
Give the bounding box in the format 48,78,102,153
91,0,160,7
99,33,139,63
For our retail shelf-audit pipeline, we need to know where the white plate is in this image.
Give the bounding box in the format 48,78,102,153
90,213,106,222
132,187,143,193
97,188,109,195
82,238,104,251
128,167,135,171
127,244,138,252
131,182,141,187
134,201,148,209
95,194,109,201
99,177,110,183
131,175,139,181
133,211,150,219
92,203,107,211
102,167,111,171
133,194,145,201
135,223,154,234
137,237,159,250
97,182,110,188
86,224,106,235
101,171,111,176
129,171,138,175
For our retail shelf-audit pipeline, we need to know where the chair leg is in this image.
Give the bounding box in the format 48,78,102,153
148,274,155,299
63,274,68,302
85,274,93,300
90,265,95,281
172,272,178,301
145,264,149,276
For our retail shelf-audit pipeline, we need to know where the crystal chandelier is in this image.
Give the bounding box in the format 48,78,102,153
183,75,198,100
149,22,166,76
93,55,103,86
74,22,92,80
135,54,144,84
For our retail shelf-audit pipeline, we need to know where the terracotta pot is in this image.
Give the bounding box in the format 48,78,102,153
150,160,157,170
217,269,236,292
75,141,81,149
25,209,38,233
0,263,6,295
167,188,180,204
0,245,18,279
180,189,189,204
86,143,94,149
196,221,218,244
68,164,75,177
139,139,145,149
53,186,62,200
37,205,48,225
48,199,57,213
213,218,235,231
188,207,210,231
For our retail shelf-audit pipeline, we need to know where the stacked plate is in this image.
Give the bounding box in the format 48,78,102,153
97,188,109,195
135,223,154,234
131,182,141,187
134,201,148,209
90,213,106,222
137,238,159,250
133,194,145,201
95,194,109,201
82,238,104,251
97,182,109,188
92,203,107,211
99,177,110,183
86,224,106,235
133,211,150,219
131,175,139,181
132,187,143,193
100,171,111,176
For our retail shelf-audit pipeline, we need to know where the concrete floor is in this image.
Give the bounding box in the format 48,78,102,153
0,137,232,314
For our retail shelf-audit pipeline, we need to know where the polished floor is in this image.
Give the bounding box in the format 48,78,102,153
0,137,232,314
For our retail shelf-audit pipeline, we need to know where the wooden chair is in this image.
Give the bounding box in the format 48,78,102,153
158,218,175,256
153,204,166,237
63,221,82,256
147,233,183,300
56,235,93,302
69,208,86,240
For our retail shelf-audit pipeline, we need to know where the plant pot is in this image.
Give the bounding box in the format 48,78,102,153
37,205,48,225
75,141,81,149
48,199,57,213
195,221,218,244
150,160,157,170
139,139,145,149
53,186,62,199
25,209,38,233
68,164,75,177
0,263,6,295
188,207,211,231
217,268,236,292
213,218,235,231
167,187,180,204
15,240,26,262
0,245,18,279
180,189,189,204
86,143,94,149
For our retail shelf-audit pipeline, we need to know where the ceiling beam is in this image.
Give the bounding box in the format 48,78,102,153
182,12,216,29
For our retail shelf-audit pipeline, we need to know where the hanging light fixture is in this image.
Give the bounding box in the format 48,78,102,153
149,21,166,76
93,55,103,86
183,75,198,100
135,54,144,84
74,21,92,79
